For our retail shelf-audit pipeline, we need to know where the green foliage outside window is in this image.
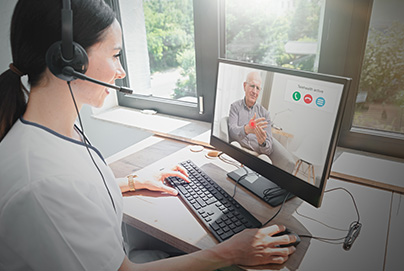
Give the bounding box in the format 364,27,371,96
143,0,323,99
358,21,404,106
173,48,196,99
225,0,321,72
354,21,404,133
144,0,196,99
144,0,194,72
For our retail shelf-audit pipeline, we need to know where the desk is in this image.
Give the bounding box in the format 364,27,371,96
385,192,404,271
109,136,402,270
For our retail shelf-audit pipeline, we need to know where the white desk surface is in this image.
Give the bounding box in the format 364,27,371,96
385,192,404,271
294,179,390,271
111,138,402,270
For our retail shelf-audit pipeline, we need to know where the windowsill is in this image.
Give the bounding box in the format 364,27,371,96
331,147,404,193
92,106,212,147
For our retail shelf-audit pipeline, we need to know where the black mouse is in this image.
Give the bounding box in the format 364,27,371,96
272,228,301,247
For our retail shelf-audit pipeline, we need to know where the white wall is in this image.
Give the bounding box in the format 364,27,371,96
119,0,151,94
0,1,15,72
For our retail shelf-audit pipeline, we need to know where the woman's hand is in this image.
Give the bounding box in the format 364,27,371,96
214,224,296,267
118,165,189,195
118,224,296,271
137,165,189,195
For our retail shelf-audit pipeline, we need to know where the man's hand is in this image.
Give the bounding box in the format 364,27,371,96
255,125,267,145
244,113,268,145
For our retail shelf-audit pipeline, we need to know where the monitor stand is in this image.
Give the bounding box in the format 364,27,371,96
227,167,295,207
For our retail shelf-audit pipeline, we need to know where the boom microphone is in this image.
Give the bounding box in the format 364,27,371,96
62,66,133,94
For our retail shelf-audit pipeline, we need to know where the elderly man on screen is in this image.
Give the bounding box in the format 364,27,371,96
228,71,273,162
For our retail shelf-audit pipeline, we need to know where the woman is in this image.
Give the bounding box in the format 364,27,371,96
0,0,296,270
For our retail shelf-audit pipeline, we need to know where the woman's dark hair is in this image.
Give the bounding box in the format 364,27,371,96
0,0,116,141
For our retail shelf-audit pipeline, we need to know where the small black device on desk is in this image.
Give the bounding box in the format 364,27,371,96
166,160,262,242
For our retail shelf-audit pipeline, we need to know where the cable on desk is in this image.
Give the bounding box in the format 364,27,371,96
262,192,290,227
215,152,254,199
231,166,250,198
217,152,242,168
263,186,287,202
298,234,345,244
296,187,362,251
295,208,348,232
325,187,360,223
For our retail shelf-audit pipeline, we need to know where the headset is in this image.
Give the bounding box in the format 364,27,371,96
45,0,87,82
45,0,128,212
45,0,133,94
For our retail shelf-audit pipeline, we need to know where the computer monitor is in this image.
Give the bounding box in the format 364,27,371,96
210,59,351,208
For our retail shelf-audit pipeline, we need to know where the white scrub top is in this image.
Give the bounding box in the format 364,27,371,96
0,118,125,271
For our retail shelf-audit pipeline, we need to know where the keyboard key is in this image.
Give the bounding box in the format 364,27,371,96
195,197,206,207
220,231,234,240
210,222,220,231
222,226,231,232
216,229,224,236
233,225,246,234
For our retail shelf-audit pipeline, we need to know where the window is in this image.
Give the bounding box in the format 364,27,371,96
129,0,196,101
221,0,403,158
336,0,404,158
113,0,219,122
353,0,404,136
112,0,404,158
223,0,324,72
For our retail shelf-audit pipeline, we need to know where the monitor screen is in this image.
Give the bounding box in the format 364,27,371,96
210,59,351,207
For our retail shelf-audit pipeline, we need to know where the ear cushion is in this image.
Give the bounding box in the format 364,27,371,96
46,41,89,81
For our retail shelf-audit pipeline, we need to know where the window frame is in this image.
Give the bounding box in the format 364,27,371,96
318,0,404,159
110,0,219,123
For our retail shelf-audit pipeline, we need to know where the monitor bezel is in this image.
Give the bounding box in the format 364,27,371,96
210,58,351,207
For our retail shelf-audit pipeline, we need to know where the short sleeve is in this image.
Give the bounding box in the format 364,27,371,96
0,175,125,271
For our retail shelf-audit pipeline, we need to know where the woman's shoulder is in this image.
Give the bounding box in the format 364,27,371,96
0,118,48,153
0,172,97,220
0,119,67,175
0,120,94,207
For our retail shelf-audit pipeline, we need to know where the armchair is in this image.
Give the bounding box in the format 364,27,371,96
219,116,295,174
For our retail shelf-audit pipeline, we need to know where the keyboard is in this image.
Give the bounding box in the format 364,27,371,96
166,160,262,242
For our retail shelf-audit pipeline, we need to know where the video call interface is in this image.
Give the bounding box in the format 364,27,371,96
212,62,345,188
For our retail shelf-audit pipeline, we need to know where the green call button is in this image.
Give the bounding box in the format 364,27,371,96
292,91,301,101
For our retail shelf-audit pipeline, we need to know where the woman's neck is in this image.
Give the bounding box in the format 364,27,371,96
23,82,81,140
